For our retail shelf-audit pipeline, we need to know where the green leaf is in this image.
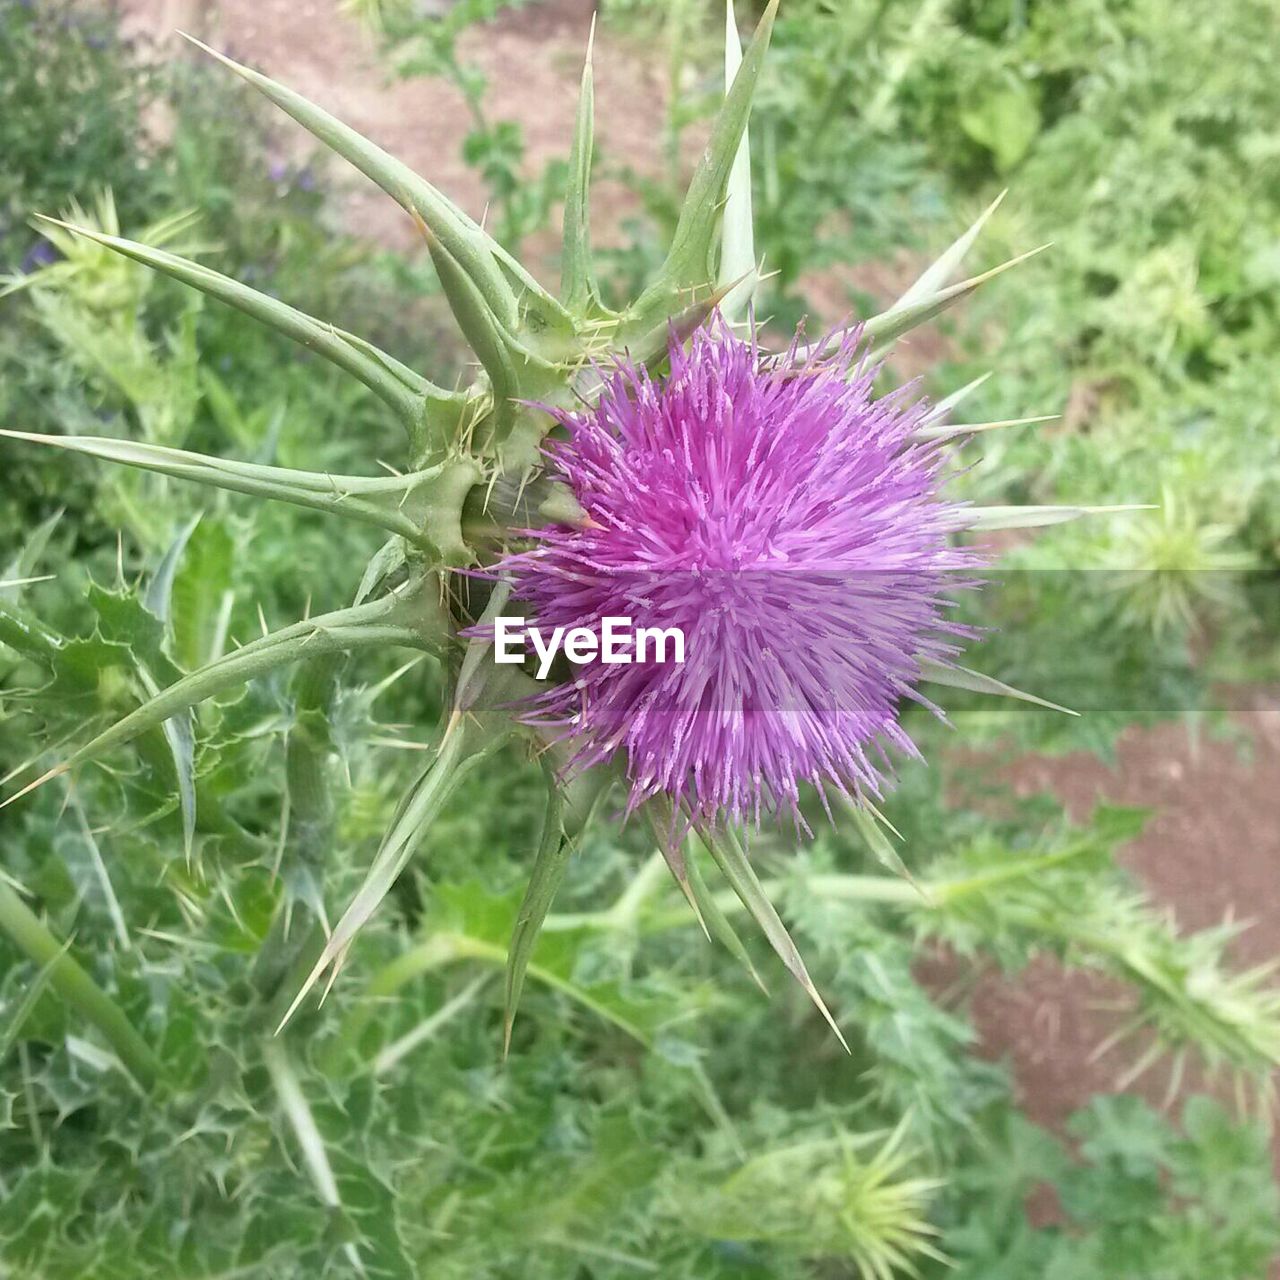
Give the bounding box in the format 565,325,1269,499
1,578,447,812
352,879,679,1053
917,658,1078,715
1,509,63,602
31,216,459,441
961,503,1154,531
863,245,1050,360
560,19,601,312
0,936,70,1067
262,1039,367,1276
686,832,767,993
0,430,477,553
180,35,526,333
170,519,236,670
892,190,1006,312
959,80,1041,173
504,777,569,1055
634,0,777,314
0,879,162,1091
0,597,64,663
698,824,848,1050
372,974,490,1076
717,0,757,322
277,720,497,1031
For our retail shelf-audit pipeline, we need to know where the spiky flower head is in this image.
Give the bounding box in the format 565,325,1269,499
502,318,979,826
0,2,1148,1048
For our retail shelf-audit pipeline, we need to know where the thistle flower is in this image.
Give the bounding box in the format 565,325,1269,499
0,2,1147,1045
503,318,978,827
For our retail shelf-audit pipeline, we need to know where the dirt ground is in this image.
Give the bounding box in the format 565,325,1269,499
958,708,1280,1132
123,0,660,251
123,0,1280,1178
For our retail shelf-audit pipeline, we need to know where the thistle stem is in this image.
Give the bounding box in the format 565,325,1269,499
0,880,162,1091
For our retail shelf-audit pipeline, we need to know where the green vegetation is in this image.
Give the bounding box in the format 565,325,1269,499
1,1,1277,1276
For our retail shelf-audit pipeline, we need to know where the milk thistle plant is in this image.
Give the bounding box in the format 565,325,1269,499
3,6,1145,1049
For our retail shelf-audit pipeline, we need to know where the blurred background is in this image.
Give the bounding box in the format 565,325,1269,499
1,1,1278,1276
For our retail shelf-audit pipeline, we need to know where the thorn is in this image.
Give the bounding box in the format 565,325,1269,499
319,944,348,1005
275,943,335,1035
0,762,71,810
439,706,463,752
915,414,1059,443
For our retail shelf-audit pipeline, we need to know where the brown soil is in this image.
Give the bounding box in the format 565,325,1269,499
958,708,1280,1127
122,0,666,258
125,0,1280,1200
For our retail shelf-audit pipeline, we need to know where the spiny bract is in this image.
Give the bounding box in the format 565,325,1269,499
0,1,1134,1041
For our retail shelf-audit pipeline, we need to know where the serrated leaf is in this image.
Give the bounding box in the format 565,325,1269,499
170,520,236,670
1,578,445,811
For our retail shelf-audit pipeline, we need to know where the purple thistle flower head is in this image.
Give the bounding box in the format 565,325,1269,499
500,317,983,827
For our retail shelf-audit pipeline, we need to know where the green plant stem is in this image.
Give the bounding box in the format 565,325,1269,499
545,872,919,936
326,930,649,1072
545,841,1102,935
0,879,162,1091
